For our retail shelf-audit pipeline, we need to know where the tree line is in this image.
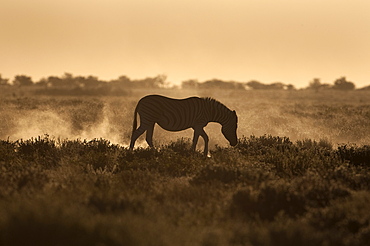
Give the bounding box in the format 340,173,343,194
0,73,167,89
183,77,369,91
0,73,369,92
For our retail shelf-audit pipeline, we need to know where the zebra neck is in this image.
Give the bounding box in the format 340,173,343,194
204,98,231,126
209,108,230,126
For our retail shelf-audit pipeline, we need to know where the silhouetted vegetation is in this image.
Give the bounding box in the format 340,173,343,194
332,77,356,90
1,136,370,245
1,73,368,95
13,75,33,87
198,79,245,90
307,78,331,92
307,77,356,92
0,73,170,96
0,74,9,86
245,80,295,90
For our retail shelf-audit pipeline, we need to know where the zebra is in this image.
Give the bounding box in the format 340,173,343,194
129,95,238,155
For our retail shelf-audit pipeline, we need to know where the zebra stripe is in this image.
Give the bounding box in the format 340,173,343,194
129,95,238,155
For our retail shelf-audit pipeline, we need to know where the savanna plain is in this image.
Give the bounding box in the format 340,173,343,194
1,88,370,246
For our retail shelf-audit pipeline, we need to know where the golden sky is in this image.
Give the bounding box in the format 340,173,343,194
1,0,370,88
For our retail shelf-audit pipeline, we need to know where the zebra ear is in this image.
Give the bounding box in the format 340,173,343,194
232,110,236,115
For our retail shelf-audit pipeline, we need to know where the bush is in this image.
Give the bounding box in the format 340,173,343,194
16,135,60,168
306,192,370,245
191,165,242,185
58,138,120,172
337,144,370,166
0,199,131,246
230,181,307,221
237,135,295,156
230,175,350,221
118,139,203,177
0,139,16,163
0,160,48,197
235,135,340,177
0,136,369,245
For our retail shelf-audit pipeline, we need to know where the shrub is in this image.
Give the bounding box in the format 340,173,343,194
162,137,194,155
337,144,370,166
235,135,341,177
0,199,130,246
118,140,203,177
79,139,120,171
230,175,350,221
16,135,60,168
306,192,370,245
237,135,295,156
0,139,16,163
59,138,120,172
296,138,333,151
87,191,144,214
230,181,307,221
0,160,48,197
191,165,241,185
118,147,159,163
294,171,350,208
1,135,369,245
329,164,370,191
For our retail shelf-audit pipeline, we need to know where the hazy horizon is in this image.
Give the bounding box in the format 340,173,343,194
1,0,370,88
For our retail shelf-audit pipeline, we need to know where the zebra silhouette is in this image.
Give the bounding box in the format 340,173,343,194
129,95,238,155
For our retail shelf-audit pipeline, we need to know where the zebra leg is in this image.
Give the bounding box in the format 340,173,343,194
129,126,146,150
192,127,209,155
191,129,201,151
199,129,209,156
145,123,155,148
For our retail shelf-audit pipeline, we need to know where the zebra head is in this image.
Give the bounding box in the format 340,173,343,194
221,110,238,146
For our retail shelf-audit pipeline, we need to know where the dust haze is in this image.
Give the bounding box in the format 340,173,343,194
2,90,370,149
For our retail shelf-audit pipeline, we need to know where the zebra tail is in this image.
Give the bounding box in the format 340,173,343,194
132,105,138,134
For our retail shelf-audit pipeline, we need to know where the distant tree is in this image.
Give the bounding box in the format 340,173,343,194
0,74,9,86
286,84,296,90
61,73,78,87
38,73,102,88
181,79,199,89
308,78,322,92
268,82,285,90
246,80,294,90
45,73,103,88
332,77,355,90
246,80,267,90
108,75,132,91
13,75,33,86
307,78,331,92
156,74,168,87
46,76,64,87
116,75,131,84
232,81,245,90
63,72,73,80
75,75,102,88
198,79,244,90
34,77,49,87
133,74,167,88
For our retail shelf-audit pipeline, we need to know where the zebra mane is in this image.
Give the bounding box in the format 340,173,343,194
203,97,218,103
202,97,231,112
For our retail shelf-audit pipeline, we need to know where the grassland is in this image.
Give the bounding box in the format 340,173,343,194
0,88,370,245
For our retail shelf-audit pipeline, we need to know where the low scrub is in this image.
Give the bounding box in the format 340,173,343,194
0,135,370,245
